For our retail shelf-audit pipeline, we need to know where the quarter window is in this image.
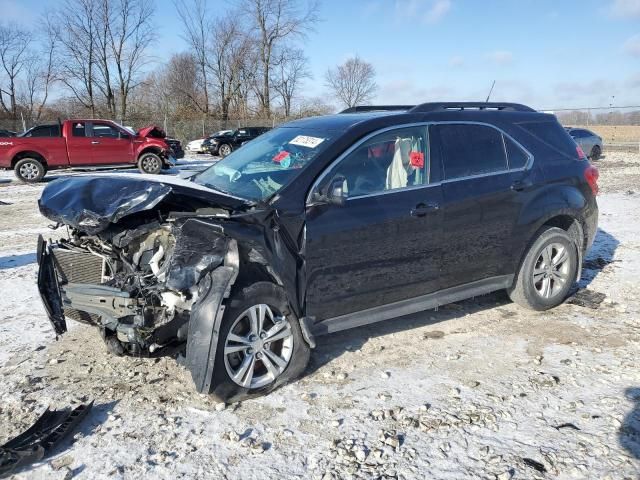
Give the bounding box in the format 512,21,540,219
435,124,507,180
504,135,529,169
331,126,429,198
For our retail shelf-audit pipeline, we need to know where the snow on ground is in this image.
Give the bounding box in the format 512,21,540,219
0,151,639,479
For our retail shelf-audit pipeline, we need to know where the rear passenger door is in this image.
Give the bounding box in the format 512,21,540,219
66,121,95,166
432,123,532,289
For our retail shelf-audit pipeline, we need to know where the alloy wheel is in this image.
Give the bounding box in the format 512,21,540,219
19,162,40,180
532,242,571,299
142,156,159,172
219,145,231,156
223,304,294,389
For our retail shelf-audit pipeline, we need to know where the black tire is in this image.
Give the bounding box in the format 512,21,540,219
14,158,46,183
508,227,578,311
218,143,232,157
590,145,601,161
211,282,310,403
138,152,163,175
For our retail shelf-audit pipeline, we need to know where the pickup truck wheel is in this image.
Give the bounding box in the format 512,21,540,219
218,143,232,157
138,153,162,175
508,227,578,311
211,282,310,403
14,158,46,183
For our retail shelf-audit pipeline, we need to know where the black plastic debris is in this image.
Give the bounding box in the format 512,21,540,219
522,457,547,473
554,422,580,431
0,401,93,478
567,289,607,309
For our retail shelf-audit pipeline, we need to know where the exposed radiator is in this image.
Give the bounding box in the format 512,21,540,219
52,248,104,325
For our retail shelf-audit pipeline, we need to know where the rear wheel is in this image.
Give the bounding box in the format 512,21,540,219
508,227,578,311
218,143,232,157
138,153,162,175
14,158,46,183
211,282,310,403
590,145,601,161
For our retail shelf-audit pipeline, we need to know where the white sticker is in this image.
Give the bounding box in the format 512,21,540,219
289,135,325,148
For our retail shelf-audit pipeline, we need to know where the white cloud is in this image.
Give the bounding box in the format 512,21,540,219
611,0,640,18
448,55,464,67
624,34,640,56
394,0,452,25
485,50,513,66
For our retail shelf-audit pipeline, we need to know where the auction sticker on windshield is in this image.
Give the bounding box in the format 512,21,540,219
289,135,325,148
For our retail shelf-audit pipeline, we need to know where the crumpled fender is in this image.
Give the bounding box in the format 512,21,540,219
185,266,236,393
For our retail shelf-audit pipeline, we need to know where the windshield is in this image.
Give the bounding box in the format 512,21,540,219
194,127,334,201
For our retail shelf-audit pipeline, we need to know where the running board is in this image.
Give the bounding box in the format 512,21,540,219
312,275,514,335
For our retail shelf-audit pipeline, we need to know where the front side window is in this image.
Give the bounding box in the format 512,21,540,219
435,124,507,180
92,123,120,138
194,127,335,201
330,126,429,198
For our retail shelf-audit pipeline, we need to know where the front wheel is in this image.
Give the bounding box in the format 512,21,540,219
138,153,163,175
14,158,46,183
590,145,601,161
218,143,232,157
211,282,310,403
508,227,578,311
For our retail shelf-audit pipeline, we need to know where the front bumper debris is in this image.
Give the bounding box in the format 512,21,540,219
0,402,93,477
36,235,66,335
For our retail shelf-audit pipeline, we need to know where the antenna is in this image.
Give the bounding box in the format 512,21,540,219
485,80,496,103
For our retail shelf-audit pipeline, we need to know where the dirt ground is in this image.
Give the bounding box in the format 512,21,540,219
0,152,639,479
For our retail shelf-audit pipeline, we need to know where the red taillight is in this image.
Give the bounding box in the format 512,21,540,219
576,145,586,160
584,165,599,195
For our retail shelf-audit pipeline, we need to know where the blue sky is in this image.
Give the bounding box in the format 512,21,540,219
7,0,640,110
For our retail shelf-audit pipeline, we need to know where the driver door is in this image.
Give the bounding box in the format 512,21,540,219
304,125,443,321
89,121,134,165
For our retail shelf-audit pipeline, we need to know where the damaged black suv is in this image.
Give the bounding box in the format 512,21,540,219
37,102,599,402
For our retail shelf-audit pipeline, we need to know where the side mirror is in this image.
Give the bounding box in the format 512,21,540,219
312,176,347,207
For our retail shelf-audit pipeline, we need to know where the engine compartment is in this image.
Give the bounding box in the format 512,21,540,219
50,216,231,356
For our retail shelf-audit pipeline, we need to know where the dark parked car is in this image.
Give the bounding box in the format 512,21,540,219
565,127,603,160
166,138,185,159
37,102,598,402
207,127,271,157
0,129,15,137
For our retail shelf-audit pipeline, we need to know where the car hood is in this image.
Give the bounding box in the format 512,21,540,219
137,125,166,138
38,174,254,235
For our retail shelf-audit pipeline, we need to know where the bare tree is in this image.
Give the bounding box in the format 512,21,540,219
175,0,211,115
325,55,378,108
272,47,309,117
209,15,254,122
241,0,319,117
107,0,155,122
56,0,98,116
19,17,58,124
0,25,32,129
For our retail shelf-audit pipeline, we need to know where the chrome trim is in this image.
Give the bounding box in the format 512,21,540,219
305,121,535,205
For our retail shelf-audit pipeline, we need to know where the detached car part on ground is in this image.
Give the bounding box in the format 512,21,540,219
36,102,599,402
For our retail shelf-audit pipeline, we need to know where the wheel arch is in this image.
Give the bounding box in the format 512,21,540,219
137,146,164,160
11,150,48,168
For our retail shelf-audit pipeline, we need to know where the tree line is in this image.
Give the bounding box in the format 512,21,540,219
0,0,380,133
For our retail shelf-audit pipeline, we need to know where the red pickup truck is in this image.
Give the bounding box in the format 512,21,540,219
0,120,173,182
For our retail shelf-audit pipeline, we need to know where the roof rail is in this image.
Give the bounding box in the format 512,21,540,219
339,105,414,114
409,102,536,113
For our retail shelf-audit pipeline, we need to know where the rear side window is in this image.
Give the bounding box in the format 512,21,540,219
504,136,529,169
72,122,86,137
517,121,577,158
435,124,507,180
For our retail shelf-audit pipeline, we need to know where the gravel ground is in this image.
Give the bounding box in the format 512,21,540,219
0,151,639,479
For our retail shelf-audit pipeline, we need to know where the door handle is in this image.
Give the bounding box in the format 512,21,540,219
510,179,532,191
91,141,100,145
410,202,439,217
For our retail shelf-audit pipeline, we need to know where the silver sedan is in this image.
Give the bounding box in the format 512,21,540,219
565,128,603,160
